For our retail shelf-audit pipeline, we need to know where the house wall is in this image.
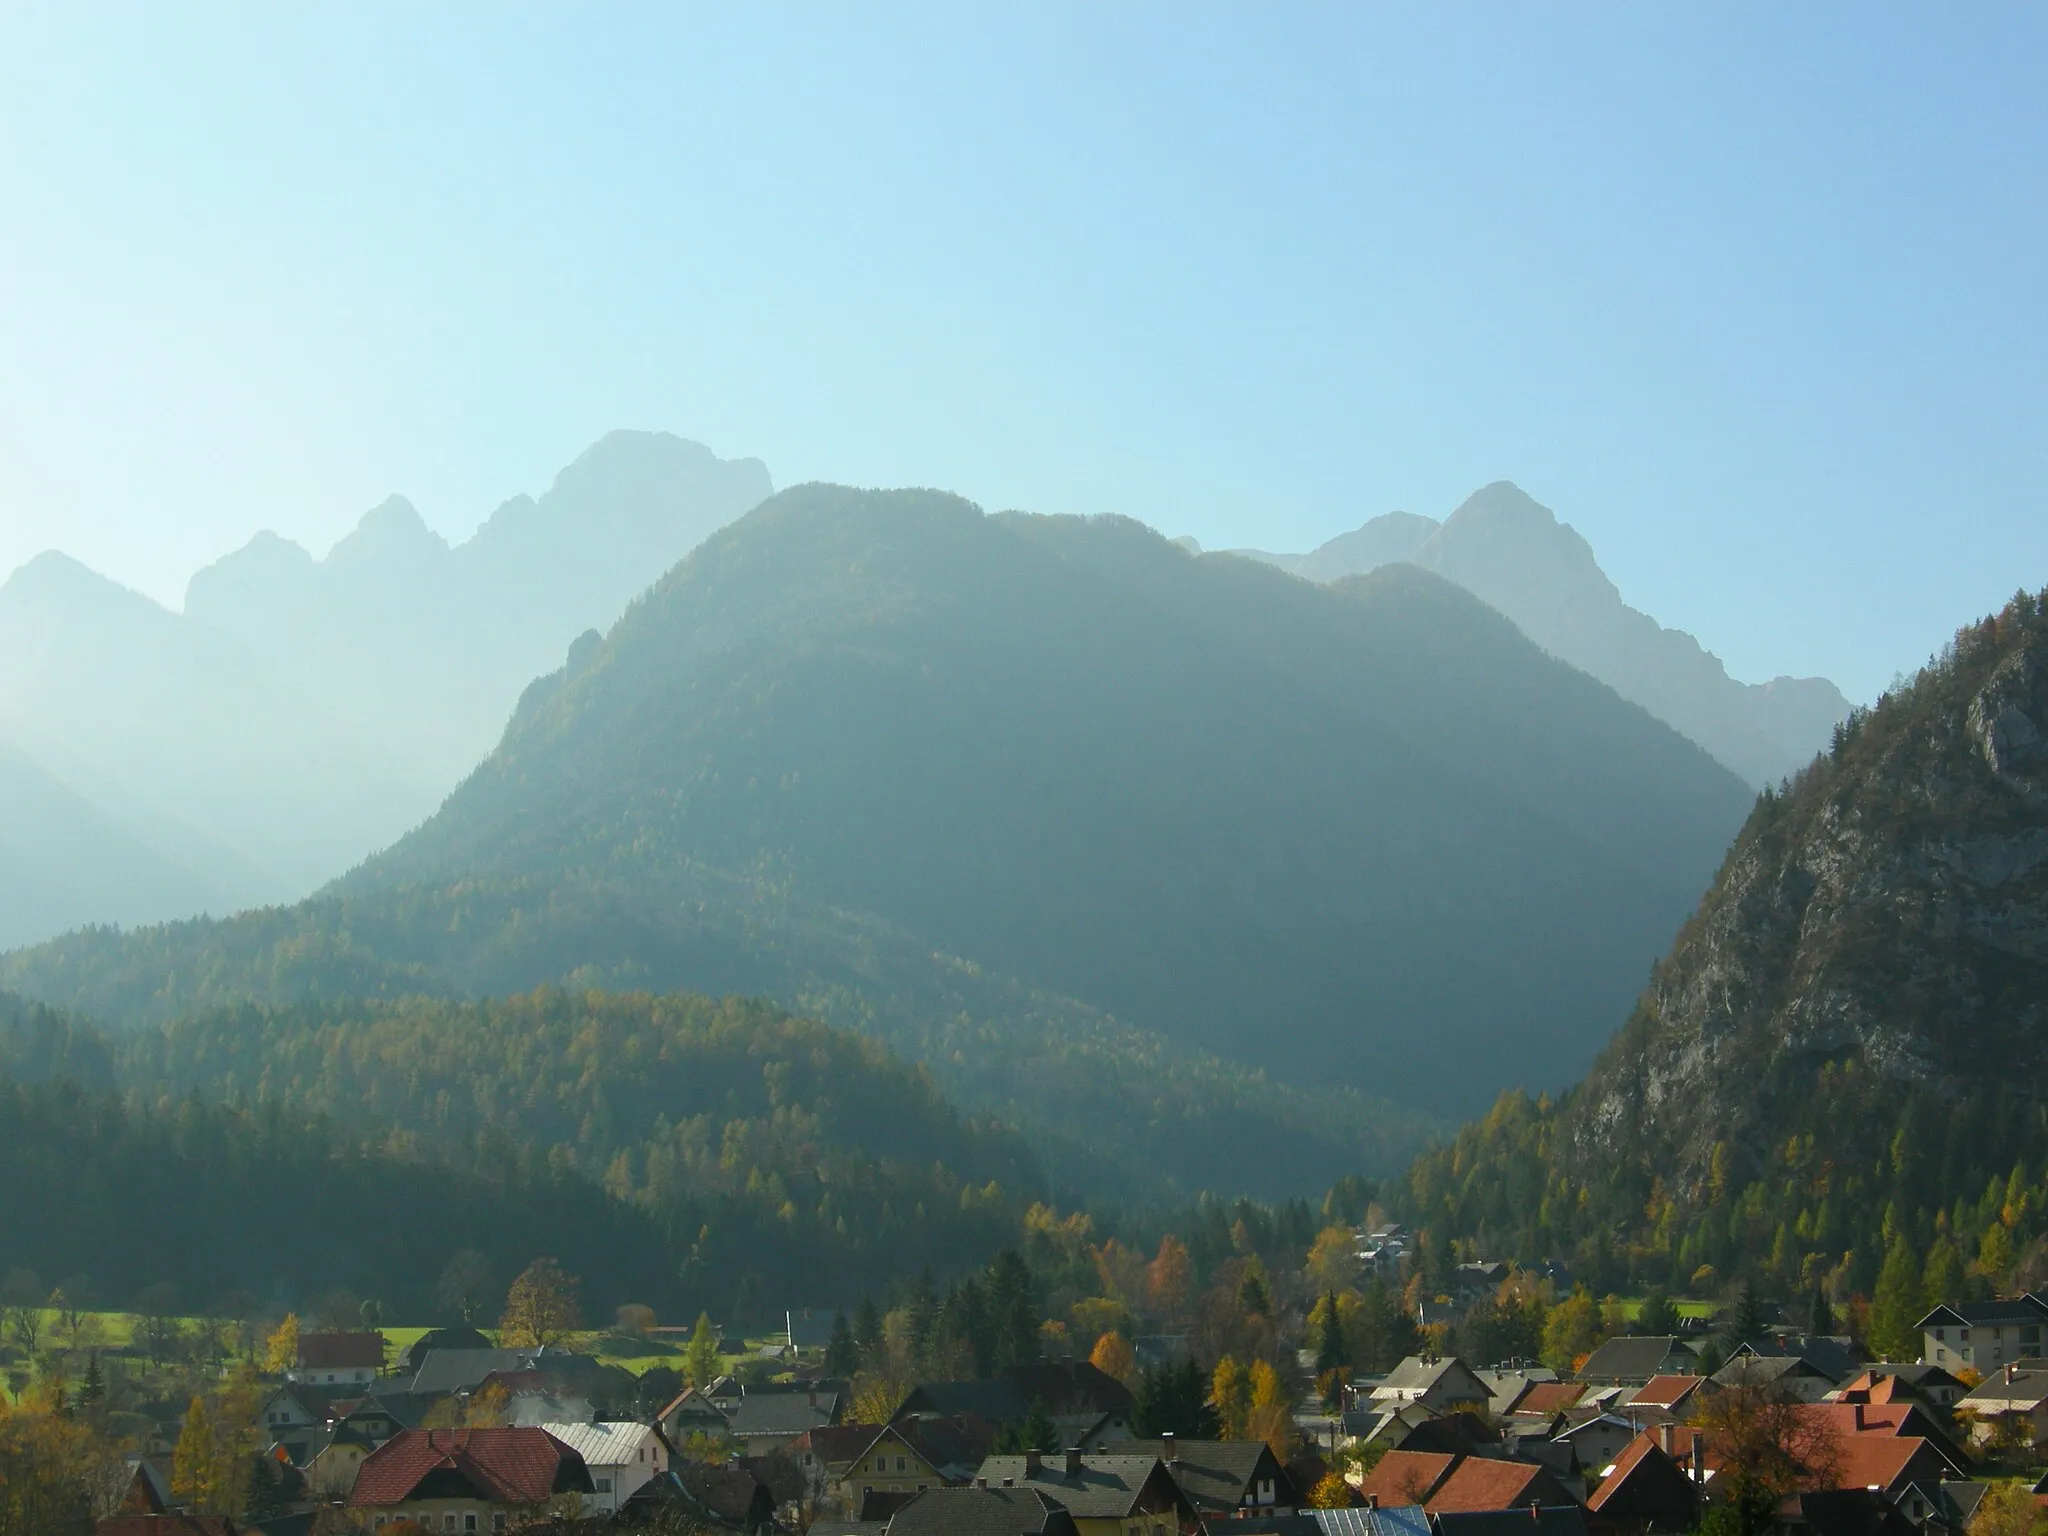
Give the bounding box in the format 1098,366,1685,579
364,1498,549,1532
1924,1320,2045,1369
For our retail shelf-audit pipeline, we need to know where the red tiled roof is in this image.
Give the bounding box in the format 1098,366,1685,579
1357,1451,1457,1508
1516,1382,1585,1414
1587,1435,1701,1517
1826,1436,1937,1494
1630,1375,1702,1409
795,1422,887,1467
347,1427,587,1507
94,1518,237,1536
297,1332,385,1370
1423,1458,1553,1513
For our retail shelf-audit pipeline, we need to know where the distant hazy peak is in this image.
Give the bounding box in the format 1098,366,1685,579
1292,510,1439,583
1418,481,1621,603
326,494,449,568
0,550,169,617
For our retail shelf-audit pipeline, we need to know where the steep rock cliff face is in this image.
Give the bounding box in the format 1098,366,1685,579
1569,590,2048,1195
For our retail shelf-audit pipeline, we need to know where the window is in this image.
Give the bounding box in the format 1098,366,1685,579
464,1518,477,1533
897,1457,907,1472
597,1478,612,1493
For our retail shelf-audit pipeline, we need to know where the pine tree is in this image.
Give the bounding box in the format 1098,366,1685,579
1722,1278,1771,1351
853,1295,884,1363
825,1311,859,1378
987,1250,1039,1370
1314,1291,1347,1376
1808,1284,1834,1337
77,1352,105,1414
243,1451,287,1522
1869,1234,1926,1362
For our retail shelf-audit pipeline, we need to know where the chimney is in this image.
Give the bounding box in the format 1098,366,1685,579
1691,1434,1707,1486
1366,1496,1380,1510
1160,1431,1176,1461
1656,1423,1675,1455
1066,1448,1083,1478
1851,1404,1864,1430
1024,1450,1041,1478
1529,1501,1542,1521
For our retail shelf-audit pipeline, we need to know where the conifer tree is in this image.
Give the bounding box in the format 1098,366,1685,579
172,1396,219,1512
825,1311,859,1378
683,1312,721,1389
1869,1236,1926,1361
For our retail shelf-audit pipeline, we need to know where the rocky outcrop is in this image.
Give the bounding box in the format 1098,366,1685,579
1564,591,2048,1195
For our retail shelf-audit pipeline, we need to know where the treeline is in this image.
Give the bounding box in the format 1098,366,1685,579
0,986,1038,1323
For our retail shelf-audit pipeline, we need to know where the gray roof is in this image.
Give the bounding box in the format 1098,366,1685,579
1378,1357,1485,1396
405,1347,540,1395
976,1455,1176,1520
889,1487,1079,1536
1576,1336,1696,1384
1938,1483,1989,1523
1917,1297,2048,1329
1195,1512,1432,1536
727,1386,842,1438
1124,1439,1291,1512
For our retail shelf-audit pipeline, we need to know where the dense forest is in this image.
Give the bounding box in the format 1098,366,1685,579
1396,588,2048,1353
0,987,1037,1321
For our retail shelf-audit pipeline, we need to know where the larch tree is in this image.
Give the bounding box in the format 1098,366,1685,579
1089,1329,1136,1385
682,1312,721,1389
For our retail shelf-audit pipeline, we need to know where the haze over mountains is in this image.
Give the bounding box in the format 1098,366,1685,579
0,431,770,949
1221,482,1852,786
2,482,1762,1194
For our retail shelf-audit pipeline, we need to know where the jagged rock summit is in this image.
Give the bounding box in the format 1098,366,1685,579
1232,482,1852,786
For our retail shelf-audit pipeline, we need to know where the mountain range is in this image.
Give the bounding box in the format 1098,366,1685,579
0,432,770,949
1,483,1759,1195
1217,482,1851,786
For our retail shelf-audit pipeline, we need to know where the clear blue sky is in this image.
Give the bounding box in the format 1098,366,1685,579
2,4,2042,701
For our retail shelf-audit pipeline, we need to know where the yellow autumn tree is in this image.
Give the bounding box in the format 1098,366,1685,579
1147,1236,1191,1320
172,1397,222,1513
500,1258,581,1349
1246,1359,1293,1457
1305,1227,1360,1296
1211,1356,1251,1440
1307,1471,1354,1509
1089,1330,1137,1385
261,1313,299,1376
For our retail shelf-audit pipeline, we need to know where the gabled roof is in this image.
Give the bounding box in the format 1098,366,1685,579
890,1415,1001,1481
1125,1438,1294,1512
1826,1436,1947,1495
1790,1403,1969,1476
1626,1375,1701,1411
405,1347,540,1396
727,1386,841,1437
1575,1336,1696,1385
1960,1366,2048,1411
1422,1458,1575,1514
347,1427,593,1507
1775,1488,1918,1536
975,1454,1185,1520
1915,1296,2048,1330
887,1487,1079,1536
1514,1382,1584,1415
298,1332,385,1370
538,1420,659,1470
1375,1358,1489,1399
1586,1435,1701,1519
795,1422,886,1469
1357,1451,1458,1508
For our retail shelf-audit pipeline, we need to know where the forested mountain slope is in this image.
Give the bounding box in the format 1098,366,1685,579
0,985,1025,1320
6,486,1751,1183
1401,587,2048,1307
1228,483,1850,785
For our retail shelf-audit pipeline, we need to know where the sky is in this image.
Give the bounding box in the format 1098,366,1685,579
1,5,2043,702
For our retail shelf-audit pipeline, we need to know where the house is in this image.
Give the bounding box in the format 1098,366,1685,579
1584,1431,1703,1536
1370,1358,1493,1416
838,1417,1000,1508
1791,1401,1970,1477
1392,1416,1500,1458
1957,1364,2048,1447
658,1384,738,1447
1916,1297,2048,1372
887,1486,1081,1536
346,1427,593,1530
403,1348,545,1397
1620,1375,1701,1415
1359,1451,1580,1515
623,1464,777,1532
1829,1367,1966,1411
301,1421,381,1501
399,1326,494,1375
1574,1337,1698,1388
290,1332,385,1387
1476,1370,1560,1417
1822,1438,1957,1505
538,1421,666,1514
1551,1414,1639,1474
897,1362,1134,1448
1712,1353,1839,1402
724,1382,845,1456
975,1450,1191,1536
258,1383,343,1437
1127,1434,1299,1515
1776,1488,1920,1536
95,1459,241,1536
1431,1511,1590,1536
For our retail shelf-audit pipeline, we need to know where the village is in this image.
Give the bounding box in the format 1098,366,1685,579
13,1224,2048,1536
